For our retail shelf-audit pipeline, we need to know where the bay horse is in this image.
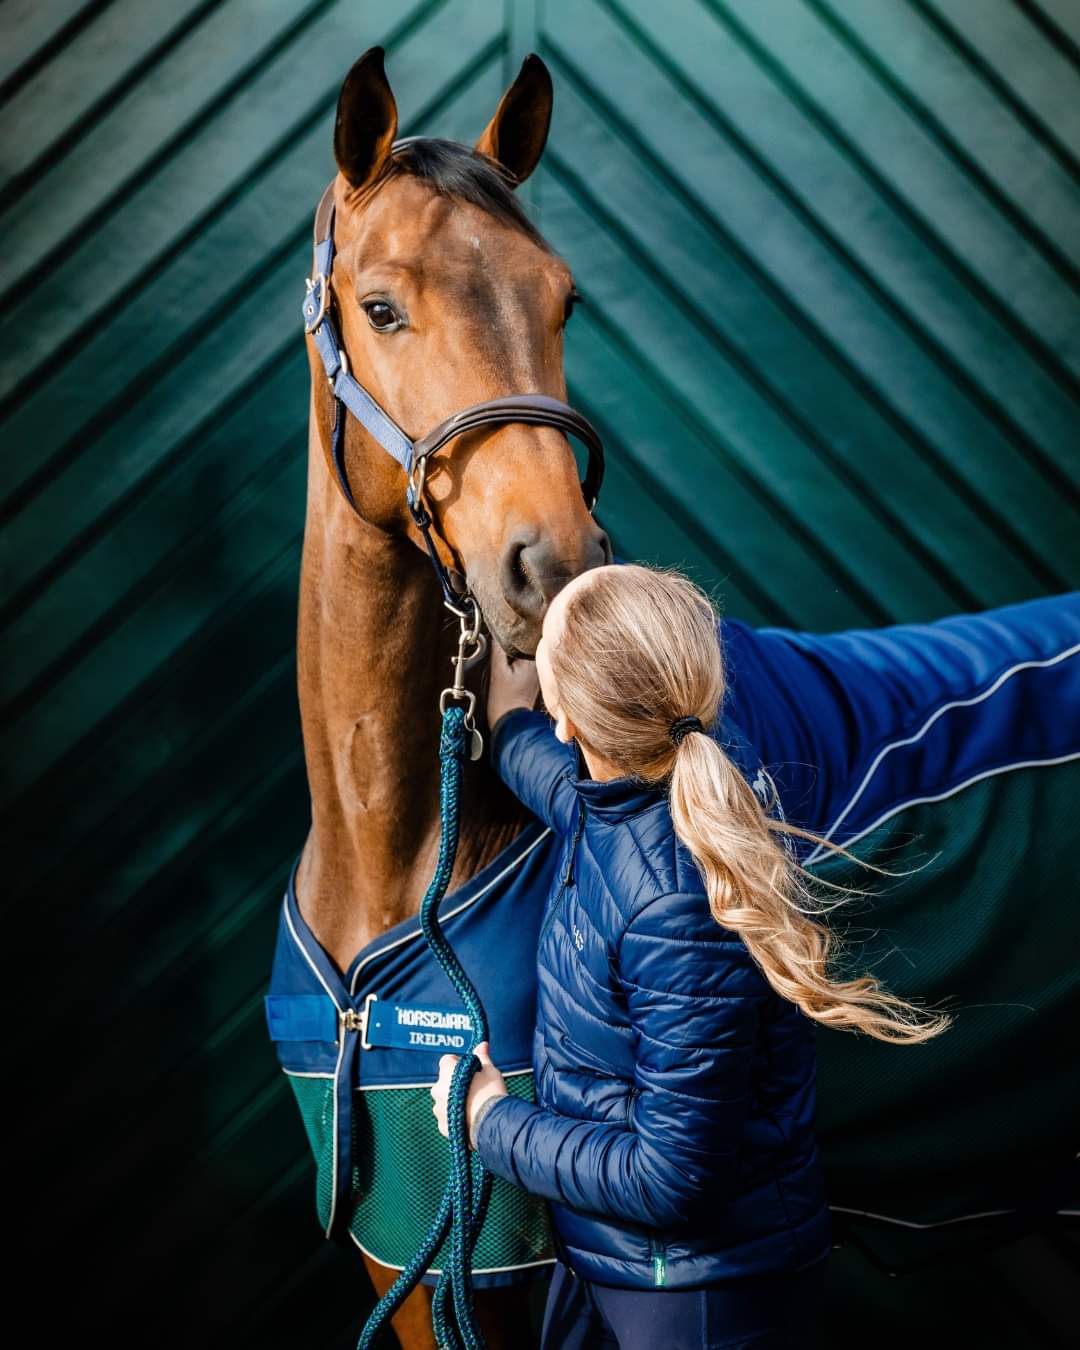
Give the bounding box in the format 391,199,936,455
293,47,610,1349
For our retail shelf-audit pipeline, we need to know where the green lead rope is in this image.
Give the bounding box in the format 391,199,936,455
357,705,494,1350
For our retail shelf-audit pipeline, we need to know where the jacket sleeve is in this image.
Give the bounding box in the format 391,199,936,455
719,591,1080,859
474,889,765,1231
488,706,579,837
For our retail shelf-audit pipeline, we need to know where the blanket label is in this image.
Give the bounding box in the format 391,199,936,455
367,1000,474,1052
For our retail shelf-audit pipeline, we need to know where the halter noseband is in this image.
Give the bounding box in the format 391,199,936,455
302,159,606,618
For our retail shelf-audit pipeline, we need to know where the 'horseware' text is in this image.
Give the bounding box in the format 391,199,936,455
399,1006,472,1048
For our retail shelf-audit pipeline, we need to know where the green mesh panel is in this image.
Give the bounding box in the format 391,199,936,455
286,1069,554,1274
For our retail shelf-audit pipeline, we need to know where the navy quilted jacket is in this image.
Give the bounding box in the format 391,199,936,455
475,594,1080,1290
474,661,832,1288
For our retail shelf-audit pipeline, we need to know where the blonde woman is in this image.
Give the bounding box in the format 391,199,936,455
431,562,1078,1348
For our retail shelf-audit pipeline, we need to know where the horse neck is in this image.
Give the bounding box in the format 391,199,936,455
294,407,531,975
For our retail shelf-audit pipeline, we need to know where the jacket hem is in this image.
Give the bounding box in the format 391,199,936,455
556,1203,832,1290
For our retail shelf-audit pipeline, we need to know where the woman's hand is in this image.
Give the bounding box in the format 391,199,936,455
487,642,541,728
431,1041,509,1150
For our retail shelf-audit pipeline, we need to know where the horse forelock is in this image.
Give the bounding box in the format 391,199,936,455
378,137,553,253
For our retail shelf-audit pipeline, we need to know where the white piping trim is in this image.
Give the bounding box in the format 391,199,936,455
283,1066,534,1090
282,891,349,1240
347,1227,556,1275
326,1023,348,1238
809,751,1080,861
353,1068,534,1091
282,893,346,1013
349,825,552,993
804,644,1080,866
281,823,549,1004
829,1203,1061,1229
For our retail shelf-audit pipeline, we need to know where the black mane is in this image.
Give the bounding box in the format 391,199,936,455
388,136,551,251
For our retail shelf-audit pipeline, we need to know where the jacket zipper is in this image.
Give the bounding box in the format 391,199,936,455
537,803,665,1289
649,1236,667,1287
553,1226,579,1279
539,801,586,946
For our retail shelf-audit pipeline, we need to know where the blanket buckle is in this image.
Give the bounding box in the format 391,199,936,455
340,992,377,1051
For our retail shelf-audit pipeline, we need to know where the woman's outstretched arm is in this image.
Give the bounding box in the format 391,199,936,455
719,591,1080,858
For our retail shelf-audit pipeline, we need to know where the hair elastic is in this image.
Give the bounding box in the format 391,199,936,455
669,715,703,747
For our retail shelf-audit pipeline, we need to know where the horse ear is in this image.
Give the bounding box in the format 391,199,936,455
475,54,553,186
334,46,398,190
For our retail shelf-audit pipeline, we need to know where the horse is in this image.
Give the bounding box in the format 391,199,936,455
289,47,609,1348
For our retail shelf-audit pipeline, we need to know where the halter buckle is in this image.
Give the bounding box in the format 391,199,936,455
329,346,349,388
407,451,428,507
304,272,330,333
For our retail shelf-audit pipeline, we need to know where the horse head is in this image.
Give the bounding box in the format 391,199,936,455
307,46,612,658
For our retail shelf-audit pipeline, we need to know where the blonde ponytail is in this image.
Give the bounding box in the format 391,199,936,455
548,563,953,1045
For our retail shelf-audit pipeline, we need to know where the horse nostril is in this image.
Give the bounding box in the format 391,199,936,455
503,535,542,617
510,544,530,588
503,530,559,623
502,528,609,622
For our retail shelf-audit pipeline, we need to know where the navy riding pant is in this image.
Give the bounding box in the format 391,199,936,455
539,1251,829,1349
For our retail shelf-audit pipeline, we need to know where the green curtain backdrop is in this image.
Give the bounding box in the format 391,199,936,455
2,1,1077,1346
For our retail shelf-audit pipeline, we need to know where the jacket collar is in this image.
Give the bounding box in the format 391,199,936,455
565,737,666,821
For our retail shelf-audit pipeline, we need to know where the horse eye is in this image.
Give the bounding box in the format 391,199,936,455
364,300,400,332
564,290,580,324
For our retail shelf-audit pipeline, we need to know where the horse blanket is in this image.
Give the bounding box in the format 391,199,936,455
265,817,562,1287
